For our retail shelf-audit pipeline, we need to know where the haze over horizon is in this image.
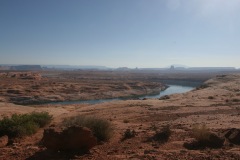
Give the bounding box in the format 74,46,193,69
1,0,240,68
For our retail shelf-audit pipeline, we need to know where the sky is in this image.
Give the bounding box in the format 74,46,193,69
0,0,240,68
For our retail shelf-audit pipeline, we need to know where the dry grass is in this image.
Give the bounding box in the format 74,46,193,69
192,124,211,143
63,115,113,142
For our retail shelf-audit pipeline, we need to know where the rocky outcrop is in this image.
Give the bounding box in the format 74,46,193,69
41,126,97,152
222,128,240,145
184,132,224,149
207,133,225,148
159,95,170,100
0,72,42,80
0,135,8,148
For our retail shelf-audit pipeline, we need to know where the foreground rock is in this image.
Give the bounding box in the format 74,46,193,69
184,132,225,149
41,126,97,152
222,128,240,145
207,133,225,148
0,135,8,148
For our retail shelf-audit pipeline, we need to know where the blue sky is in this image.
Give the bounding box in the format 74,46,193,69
1,0,240,68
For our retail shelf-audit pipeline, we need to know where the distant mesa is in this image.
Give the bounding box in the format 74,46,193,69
0,66,10,70
42,65,110,70
170,65,174,70
0,64,238,71
10,65,42,71
116,67,131,71
188,67,236,71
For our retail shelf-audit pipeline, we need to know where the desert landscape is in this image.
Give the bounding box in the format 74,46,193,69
0,70,240,160
2,1,240,159
0,71,168,105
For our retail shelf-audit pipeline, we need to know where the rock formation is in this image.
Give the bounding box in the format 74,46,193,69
0,135,8,148
222,128,240,145
41,126,97,152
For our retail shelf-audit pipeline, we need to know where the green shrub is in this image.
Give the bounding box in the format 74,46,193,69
63,115,113,142
0,112,52,138
29,112,52,127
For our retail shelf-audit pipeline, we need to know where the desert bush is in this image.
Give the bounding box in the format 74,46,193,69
192,124,210,143
28,112,53,127
232,98,240,102
122,129,136,141
184,124,224,149
0,112,52,138
196,84,209,90
63,115,113,142
123,119,129,123
151,125,171,143
208,96,214,99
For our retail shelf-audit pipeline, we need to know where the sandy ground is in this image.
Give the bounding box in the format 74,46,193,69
0,74,240,159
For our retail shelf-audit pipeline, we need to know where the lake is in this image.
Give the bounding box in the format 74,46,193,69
140,85,194,99
49,84,196,105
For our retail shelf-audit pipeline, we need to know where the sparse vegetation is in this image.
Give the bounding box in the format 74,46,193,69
159,95,170,100
192,124,210,143
151,125,171,143
63,115,113,142
196,84,209,90
0,112,52,138
232,98,240,102
122,129,136,141
123,119,129,123
208,96,214,99
185,124,224,149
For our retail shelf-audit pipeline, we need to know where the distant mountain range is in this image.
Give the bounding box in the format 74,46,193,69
0,65,110,71
41,65,110,70
0,64,239,71
0,65,42,71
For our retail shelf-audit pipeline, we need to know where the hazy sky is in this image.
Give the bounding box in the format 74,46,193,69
1,0,240,68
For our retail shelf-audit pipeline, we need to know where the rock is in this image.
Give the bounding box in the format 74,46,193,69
0,135,8,148
222,128,240,145
207,133,225,148
41,126,97,152
159,95,170,100
184,133,224,149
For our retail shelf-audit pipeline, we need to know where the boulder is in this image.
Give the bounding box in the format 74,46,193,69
41,126,97,152
207,133,225,148
0,135,8,148
184,132,224,150
222,128,240,145
159,95,170,100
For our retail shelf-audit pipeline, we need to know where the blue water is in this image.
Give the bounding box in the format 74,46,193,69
141,85,194,99
49,84,195,105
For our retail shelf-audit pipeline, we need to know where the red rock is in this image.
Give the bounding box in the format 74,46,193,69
222,128,240,145
0,135,8,148
41,126,97,152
